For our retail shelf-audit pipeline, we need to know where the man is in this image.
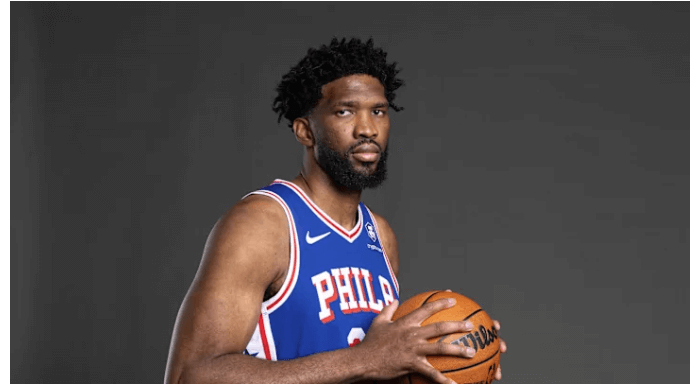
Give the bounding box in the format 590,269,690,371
164,37,506,383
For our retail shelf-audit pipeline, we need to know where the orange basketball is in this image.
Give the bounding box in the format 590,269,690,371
392,291,501,384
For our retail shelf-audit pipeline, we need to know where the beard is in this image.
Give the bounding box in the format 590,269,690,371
315,136,388,191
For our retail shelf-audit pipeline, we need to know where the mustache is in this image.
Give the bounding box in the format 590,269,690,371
346,140,383,155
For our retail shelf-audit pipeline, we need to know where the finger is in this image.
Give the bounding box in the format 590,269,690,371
418,340,476,358
495,365,502,381
376,299,399,322
416,360,456,384
500,338,507,353
403,297,455,325
418,320,473,339
493,319,501,331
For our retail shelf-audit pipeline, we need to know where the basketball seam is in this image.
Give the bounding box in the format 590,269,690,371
462,308,484,321
440,349,500,374
420,290,443,306
422,290,450,306
424,293,484,318
437,308,485,344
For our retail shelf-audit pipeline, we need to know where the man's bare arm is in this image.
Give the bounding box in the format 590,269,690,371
165,196,476,384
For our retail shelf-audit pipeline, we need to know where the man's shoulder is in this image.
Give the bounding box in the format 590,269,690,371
367,208,393,233
210,193,288,246
233,192,286,217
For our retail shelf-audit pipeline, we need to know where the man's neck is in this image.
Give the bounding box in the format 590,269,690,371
291,168,362,231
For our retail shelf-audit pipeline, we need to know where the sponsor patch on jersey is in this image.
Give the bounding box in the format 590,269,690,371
367,244,383,253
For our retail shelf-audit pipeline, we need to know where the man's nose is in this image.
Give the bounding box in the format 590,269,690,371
354,113,378,139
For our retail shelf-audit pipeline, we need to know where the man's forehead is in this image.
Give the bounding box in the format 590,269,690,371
320,74,386,104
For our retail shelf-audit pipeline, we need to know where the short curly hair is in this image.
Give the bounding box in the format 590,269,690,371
272,37,405,129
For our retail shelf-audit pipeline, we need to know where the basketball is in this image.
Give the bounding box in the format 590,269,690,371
392,291,501,384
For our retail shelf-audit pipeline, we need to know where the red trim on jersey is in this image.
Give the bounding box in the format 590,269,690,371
272,179,363,240
258,190,299,312
365,206,400,295
258,314,272,361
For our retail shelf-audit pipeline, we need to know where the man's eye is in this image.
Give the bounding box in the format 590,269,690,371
373,110,386,116
336,110,351,116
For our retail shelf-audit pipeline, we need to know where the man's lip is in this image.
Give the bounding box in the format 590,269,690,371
351,144,380,154
352,152,379,162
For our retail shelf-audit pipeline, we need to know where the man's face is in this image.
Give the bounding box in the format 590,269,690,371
308,74,391,190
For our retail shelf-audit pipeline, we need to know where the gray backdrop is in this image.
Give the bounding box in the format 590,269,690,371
11,2,690,383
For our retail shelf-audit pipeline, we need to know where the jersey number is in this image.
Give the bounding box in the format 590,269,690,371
348,327,365,347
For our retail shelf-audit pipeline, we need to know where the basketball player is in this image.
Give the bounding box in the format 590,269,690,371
164,38,506,383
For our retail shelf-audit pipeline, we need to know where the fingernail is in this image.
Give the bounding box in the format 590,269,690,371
464,321,473,329
466,347,475,356
447,298,456,307
445,289,452,292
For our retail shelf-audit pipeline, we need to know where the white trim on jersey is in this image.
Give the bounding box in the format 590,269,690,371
364,205,400,295
272,179,364,243
245,303,278,360
242,190,301,314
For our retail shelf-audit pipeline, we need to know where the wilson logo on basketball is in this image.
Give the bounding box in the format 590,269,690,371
439,324,499,352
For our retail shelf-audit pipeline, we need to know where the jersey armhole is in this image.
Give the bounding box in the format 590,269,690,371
242,190,301,314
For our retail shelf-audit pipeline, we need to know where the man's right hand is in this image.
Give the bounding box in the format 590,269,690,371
353,297,476,384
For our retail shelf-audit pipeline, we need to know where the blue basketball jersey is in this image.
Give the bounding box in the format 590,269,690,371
242,179,399,360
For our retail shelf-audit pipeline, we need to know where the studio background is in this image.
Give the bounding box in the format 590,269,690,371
11,2,690,383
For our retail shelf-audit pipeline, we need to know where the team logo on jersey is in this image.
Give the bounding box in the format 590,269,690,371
365,222,377,242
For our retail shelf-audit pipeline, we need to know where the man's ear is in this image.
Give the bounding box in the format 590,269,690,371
292,117,315,147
